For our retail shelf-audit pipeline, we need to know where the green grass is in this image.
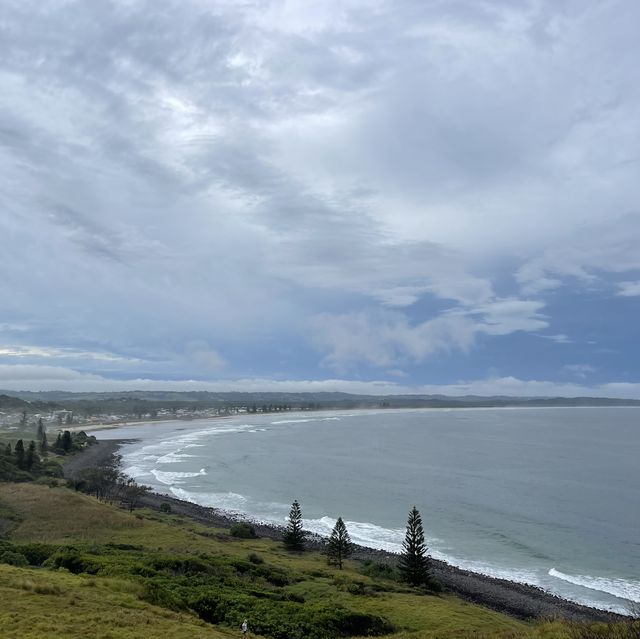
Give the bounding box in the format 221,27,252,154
1,483,637,639
0,564,235,639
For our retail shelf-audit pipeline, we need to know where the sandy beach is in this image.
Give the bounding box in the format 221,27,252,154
62,413,235,434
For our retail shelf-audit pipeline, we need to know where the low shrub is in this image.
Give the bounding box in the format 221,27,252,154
14,542,58,566
248,552,264,564
230,522,257,539
159,502,172,513
0,550,28,567
45,548,100,574
141,580,186,611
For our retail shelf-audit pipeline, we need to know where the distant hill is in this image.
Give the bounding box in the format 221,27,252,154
0,389,639,409
0,394,30,410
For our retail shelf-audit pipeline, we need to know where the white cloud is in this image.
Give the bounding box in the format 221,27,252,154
0,345,142,363
0,365,638,400
563,364,597,379
312,298,547,371
617,281,640,297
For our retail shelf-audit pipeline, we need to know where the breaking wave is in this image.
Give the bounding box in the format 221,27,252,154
549,568,640,603
271,417,342,425
151,468,207,485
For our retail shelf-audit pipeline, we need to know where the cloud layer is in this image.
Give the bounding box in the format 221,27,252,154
1,0,639,394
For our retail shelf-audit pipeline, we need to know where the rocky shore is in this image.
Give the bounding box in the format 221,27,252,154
64,439,627,624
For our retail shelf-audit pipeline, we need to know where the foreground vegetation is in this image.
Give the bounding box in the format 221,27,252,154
0,482,637,638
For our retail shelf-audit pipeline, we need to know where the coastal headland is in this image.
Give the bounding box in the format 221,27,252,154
64,437,627,625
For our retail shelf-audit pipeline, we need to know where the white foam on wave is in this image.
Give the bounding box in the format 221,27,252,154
549,568,640,603
271,417,342,425
170,487,248,513
156,451,197,464
122,465,153,480
151,468,207,486
304,516,405,552
120,422,264,472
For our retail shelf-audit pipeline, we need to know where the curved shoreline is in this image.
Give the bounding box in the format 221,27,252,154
63,439,630,624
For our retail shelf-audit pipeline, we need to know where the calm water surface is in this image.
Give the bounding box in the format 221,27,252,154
93,407,640,613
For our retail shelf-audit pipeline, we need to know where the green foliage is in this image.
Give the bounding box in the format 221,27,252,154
40,460,64,477
399,506,436,588
39,432,48,456
0,550,28,566
283,499,306,551
14,440,25,469
248,552,264,564
25,440,36,470
359,559,400,582
36,418,44,440
326,517,352,569
230,522,257,539
61,430,73,452
159,502,172,513
45,547,101,574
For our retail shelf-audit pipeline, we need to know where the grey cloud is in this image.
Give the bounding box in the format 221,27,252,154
0,0,638,382
311,298,548,371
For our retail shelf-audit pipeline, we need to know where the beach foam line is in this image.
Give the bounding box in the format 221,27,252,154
549,568,640,603
151,468,207,485
271,417,342,425
170,487,248,513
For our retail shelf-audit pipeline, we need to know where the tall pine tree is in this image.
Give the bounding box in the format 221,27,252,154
326,517,352,569
36,418,44,439
399,506,431,587
25,440,36,470
40,432,48,456
283,500,306,551
61,430,72,452
14,439,25,469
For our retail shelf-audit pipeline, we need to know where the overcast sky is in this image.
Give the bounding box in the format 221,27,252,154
1,0,639,396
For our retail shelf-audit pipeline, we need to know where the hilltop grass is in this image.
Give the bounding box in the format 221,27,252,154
0,483,638,639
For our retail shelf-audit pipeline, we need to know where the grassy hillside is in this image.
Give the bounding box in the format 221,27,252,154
0,564,234,639
0,483,637,639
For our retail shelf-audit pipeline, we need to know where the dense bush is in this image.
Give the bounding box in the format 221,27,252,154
159,502,172,513
359,559,400,581
230,522,257,539
248,552,264,564
14,542,58,566
0,550,28,566
45,548,101,574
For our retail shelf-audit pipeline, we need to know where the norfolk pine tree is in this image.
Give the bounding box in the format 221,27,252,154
40,432,48,456
399,506,433,587
25,440,36,470
283,499,306,551
14,439,25,469
61,430,73,452
326,517,352,569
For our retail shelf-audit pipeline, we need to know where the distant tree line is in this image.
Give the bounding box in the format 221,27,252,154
0,429,96,482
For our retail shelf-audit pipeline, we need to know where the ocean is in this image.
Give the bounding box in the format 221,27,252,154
92,407,640,614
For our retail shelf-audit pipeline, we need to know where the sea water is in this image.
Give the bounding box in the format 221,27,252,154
92,407,640,614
